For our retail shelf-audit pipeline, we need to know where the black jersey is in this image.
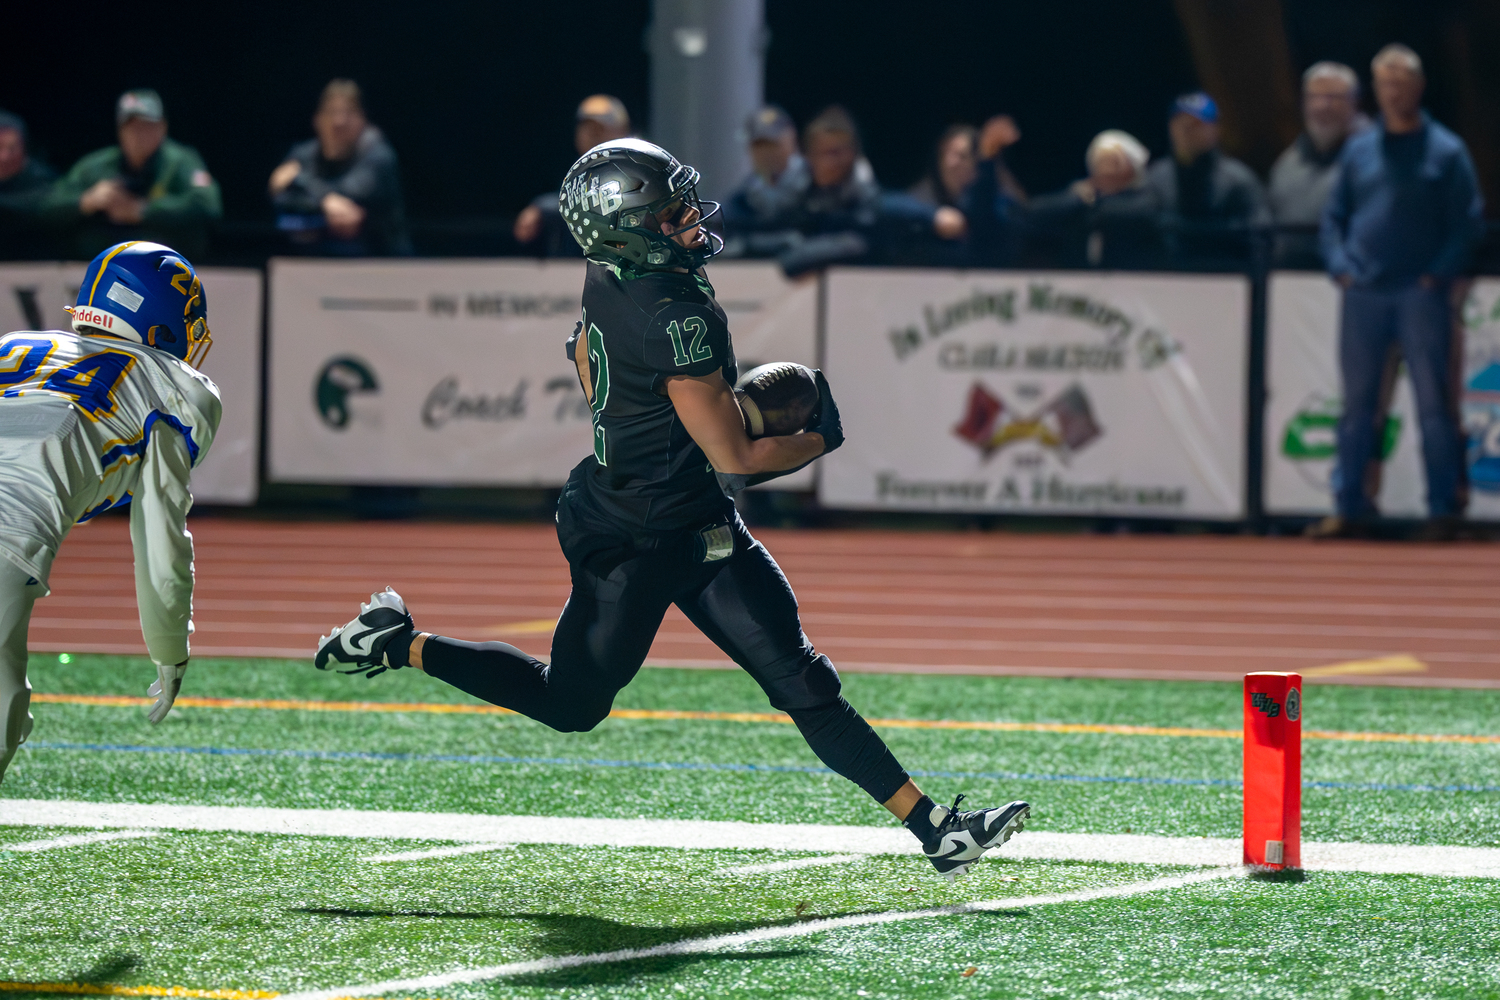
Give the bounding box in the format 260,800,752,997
565,262,737,530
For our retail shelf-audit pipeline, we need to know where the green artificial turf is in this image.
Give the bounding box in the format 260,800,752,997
4,654,1500,998
1,829,1497,1000
8,655,1499,846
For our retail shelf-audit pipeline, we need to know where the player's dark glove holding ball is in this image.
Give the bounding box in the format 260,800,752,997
718,362,841,494
809,369,843,454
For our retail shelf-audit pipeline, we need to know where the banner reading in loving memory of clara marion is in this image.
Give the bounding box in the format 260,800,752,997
818,268,1248,518
267,258,817,487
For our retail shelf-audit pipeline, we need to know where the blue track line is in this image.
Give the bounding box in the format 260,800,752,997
22,741,1500,795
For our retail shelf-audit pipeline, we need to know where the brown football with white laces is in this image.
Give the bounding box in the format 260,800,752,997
734,362,819,438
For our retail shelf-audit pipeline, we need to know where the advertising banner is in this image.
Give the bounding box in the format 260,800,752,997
1264,273,1500,519
267,258,817,488
818,268,1248,518
1,263,261,505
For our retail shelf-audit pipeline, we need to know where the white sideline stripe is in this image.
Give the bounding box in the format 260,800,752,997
3,829,158,853
2,799,1498,879
717,853,866,875
362,842,513,863
279,866,1247,1000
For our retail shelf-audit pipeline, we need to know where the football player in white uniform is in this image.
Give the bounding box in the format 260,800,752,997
0,240,221,783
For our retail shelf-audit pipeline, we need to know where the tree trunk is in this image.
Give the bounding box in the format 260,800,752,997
1173,0,1301,174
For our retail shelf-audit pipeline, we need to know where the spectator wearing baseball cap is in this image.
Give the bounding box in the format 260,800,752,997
721,105,809,258
41,89,221,260
512,95,633,255
1144,91,1268,268
269,79,412,256
0,109,57,259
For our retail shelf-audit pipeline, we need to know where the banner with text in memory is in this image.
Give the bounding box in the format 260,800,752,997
818,268,1248,518
2,263,262,505
267,258,818,487
1264,273,1500,519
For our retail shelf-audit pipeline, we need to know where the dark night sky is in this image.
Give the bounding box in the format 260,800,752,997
0,1,1478,233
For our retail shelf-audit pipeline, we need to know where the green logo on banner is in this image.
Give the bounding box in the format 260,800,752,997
1281,397,1401,461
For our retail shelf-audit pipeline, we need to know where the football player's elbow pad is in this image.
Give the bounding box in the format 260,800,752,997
147,660,188,725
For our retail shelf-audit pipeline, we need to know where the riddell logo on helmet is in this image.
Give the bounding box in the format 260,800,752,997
73,306,115,330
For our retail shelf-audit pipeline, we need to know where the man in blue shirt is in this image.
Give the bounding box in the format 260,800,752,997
1316,44,1484,539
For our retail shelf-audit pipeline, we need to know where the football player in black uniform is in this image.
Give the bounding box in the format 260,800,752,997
315,139,1029,879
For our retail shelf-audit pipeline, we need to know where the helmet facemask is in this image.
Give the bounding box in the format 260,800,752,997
624,181,723,269
181,277,212,369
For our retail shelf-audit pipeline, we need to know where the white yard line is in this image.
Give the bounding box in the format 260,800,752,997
279,866,1247,1000
3,829,158,853
2,799,1498,878
361,842,513,863
717,853,866,875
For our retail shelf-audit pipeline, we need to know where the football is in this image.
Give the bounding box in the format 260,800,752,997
735,362,820,438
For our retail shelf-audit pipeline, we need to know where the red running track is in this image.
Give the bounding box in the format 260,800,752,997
28,516,1500,688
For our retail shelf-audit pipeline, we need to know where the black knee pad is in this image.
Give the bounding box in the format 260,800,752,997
763,652,842,713
546,698,613,734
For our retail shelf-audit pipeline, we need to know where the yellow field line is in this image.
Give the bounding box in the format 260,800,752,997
30,693,1499,745
0,982,278,999
0,983,432,1000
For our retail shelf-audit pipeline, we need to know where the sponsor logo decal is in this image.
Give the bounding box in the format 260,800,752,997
1250,692,1282,718
105,281,144,313
1285,687,1301,722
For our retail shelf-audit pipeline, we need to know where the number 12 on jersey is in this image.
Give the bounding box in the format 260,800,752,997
666,316,712,367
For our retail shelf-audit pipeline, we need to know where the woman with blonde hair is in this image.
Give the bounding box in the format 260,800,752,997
1028,128,1163,269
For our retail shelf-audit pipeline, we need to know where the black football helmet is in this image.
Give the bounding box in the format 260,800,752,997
558,138,722,272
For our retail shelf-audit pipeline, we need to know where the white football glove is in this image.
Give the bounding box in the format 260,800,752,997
147,660,188,725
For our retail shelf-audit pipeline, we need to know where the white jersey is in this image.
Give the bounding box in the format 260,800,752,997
0,329,222,666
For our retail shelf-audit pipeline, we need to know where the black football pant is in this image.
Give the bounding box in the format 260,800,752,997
421,508,910,804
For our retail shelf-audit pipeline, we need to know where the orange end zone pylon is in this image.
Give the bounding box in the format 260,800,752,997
1244,672,1302,869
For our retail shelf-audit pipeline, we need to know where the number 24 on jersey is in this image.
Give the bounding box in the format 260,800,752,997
0,336,137,419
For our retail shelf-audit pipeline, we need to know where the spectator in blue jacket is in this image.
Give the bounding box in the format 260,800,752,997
269,80,411,256
965,114,1028,267
776,105,965,275
721,105,809,258
1314,44,1485,539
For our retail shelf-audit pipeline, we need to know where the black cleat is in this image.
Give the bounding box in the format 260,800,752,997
922,795,1030,880
314,587,414,678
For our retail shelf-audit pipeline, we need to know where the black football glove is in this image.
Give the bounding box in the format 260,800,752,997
809,369,844,454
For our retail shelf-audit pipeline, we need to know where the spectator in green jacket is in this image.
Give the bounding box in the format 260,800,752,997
43,90,220,260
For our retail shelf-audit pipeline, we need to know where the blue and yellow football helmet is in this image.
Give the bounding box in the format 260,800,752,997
68,241,213,368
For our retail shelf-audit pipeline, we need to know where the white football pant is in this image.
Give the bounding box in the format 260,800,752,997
0,558,40,783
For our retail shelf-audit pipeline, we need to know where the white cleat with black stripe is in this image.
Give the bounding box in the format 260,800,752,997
314,587,414,679
922,795,1030,880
